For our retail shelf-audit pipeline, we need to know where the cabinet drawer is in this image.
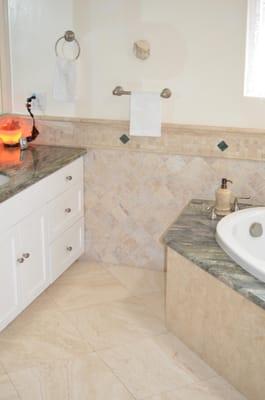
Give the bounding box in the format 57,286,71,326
50,218,84,282
45,157,84,200
48,184,84,241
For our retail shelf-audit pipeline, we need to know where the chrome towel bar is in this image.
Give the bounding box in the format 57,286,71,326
112,86,172,99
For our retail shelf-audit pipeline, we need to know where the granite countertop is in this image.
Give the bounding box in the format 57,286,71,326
163,199,265,311
0,144,86,204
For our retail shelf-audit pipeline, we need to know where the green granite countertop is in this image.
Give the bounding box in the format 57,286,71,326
163,199,265,311
0,144,86,204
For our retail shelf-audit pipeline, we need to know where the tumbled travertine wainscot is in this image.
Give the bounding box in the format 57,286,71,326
30,117,265,271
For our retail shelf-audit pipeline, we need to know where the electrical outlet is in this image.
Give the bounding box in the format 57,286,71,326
29,92,47,113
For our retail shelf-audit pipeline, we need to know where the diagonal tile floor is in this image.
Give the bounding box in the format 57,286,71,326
0,261,247,400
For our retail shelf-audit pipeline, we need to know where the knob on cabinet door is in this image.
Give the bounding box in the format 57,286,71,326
17,257,24,264
66,246,73,252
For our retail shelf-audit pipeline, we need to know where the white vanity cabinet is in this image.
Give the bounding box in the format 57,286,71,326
0,228,20,330
0,156,85,332
17,207,48,310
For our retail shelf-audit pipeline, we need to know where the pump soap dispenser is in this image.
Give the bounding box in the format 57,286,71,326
215,178,233,216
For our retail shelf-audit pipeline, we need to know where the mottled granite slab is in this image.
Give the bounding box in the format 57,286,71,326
163,199,265,311
0,144,86,204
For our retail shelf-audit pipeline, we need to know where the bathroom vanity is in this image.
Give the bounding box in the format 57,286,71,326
0,145,86,332
163,199,265,400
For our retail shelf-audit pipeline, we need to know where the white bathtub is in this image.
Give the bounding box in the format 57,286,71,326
216,207,265,283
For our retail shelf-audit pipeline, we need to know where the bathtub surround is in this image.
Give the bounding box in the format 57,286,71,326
26,117,265,271
166,247,265,400
163,199,265,311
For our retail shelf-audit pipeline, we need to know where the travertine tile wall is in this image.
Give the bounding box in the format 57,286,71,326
35,118,265,270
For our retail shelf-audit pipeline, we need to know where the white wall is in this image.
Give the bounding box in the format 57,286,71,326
8,0,265,129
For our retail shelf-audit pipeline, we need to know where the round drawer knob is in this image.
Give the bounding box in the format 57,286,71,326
17,257,24,264
66,176,73,181
66,246,73,252
23,253,30,259
65,208,72,214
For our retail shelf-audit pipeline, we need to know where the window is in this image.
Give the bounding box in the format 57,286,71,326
245,0,265,97
0,0,11,113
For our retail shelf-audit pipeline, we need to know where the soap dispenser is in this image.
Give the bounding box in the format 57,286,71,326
215,178,233,216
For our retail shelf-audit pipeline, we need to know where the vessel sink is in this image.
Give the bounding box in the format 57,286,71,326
216,207,265,283
0,173,10,186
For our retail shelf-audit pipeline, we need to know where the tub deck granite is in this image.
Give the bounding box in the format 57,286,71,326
0,144,87,204
163,199,265,311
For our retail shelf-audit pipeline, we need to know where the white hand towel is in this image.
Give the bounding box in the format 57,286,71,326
53,57,76,102
130,91,161,137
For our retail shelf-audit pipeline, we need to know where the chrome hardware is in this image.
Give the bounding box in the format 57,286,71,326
17,257,24,264
233,196,251,212
249,222,263,238
112,86,172,99
65,208,72,214
19,137,28,150
66,176,73,181
55,30,81,60
210,207,217,220
23,253,30,259
66,246,73,252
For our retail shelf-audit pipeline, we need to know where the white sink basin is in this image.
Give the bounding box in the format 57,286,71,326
0,173,10,186
216,207,265,283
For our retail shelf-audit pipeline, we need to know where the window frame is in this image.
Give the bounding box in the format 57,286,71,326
0,0,11,113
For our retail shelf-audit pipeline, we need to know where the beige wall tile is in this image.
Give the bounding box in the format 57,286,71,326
166,248,265,400
31,117,265,271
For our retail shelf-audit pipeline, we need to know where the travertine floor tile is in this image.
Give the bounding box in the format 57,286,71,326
134,291,166,321
0,261,246,400
0,306,92,373
58,260,105,281
108,265,165,295
45,267,130,311
151,333,217,381
146,376,247,400
98,336,195,399
65,296,166,350
0,374,19,400
8,354,134,400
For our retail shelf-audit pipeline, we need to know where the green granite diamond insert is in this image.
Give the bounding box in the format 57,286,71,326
217,140,229,152
120,134,130,144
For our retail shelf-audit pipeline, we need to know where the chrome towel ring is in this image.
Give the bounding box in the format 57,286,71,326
55,30,81,60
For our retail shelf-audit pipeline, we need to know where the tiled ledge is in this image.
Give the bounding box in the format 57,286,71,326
2,114,265,161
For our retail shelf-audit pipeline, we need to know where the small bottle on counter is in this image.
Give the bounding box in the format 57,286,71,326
215,178,233,216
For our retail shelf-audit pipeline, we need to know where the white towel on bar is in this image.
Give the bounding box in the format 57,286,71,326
130,91,161,137
53,57,76,102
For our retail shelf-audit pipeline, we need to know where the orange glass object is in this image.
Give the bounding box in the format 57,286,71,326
0,119,22,146
0,144,22,165
0,128,22,146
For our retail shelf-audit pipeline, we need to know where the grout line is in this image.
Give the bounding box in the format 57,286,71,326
96,350,138,400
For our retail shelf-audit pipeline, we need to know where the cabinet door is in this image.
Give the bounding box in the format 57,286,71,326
0,229,20,331
17,208,48,309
